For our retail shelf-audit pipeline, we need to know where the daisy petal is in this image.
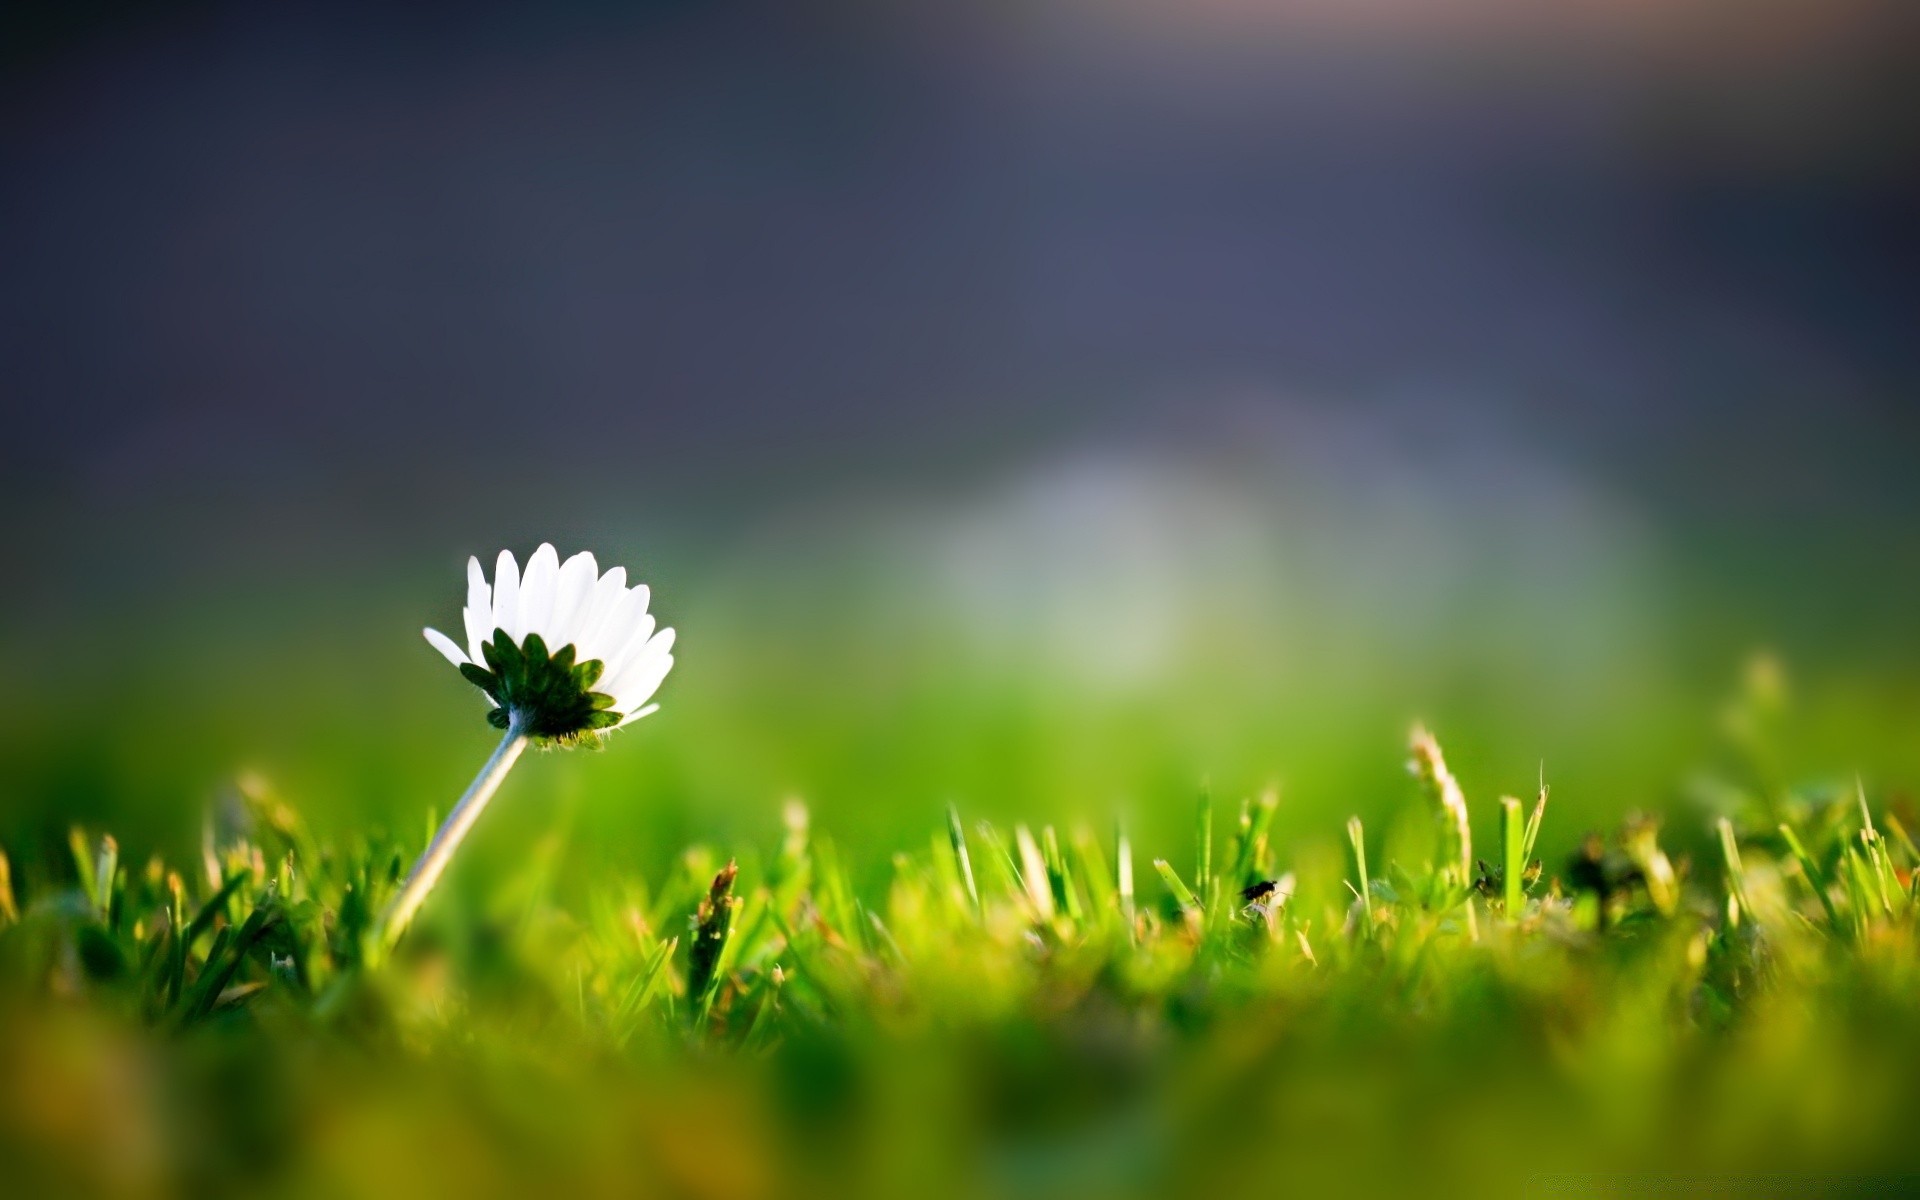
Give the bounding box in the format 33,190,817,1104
466,555,490,612
549,551,597,649
423,627,469,667
492,550,520,639
518,543,560,641
463,556,493,659
589,589,652,671
602,630,674,707
600,612,659,684
464,605,491,663
570,569,627,660
610,651,675,713
616,702,661,728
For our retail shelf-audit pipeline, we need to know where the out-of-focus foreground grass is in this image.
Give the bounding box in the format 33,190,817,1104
4,667,1920,1199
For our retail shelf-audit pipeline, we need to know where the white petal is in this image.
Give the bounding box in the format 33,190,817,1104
463,606,490,662
463,556,493,659
584,587,651,673
569,568,628,660
602,629,675,706
606,648,675,706
615,702,661,728
599,610,658,684
607,647,674,712
548,551,597,649
491,550,520,640
465,555,490,611
423,627,469,667
518,543,560,642
595,579,649,637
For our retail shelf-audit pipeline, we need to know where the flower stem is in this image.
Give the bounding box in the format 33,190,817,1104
382,717,530,948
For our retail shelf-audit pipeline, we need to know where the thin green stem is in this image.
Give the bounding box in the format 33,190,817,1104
382,717,530,948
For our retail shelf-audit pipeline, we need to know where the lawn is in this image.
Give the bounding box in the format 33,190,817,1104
5,661,1917,1199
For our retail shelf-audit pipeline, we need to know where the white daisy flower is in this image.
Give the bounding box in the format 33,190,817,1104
386,544,674,946
423,543,676,742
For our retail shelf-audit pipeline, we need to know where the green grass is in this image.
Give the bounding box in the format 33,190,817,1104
5,694,1920,1199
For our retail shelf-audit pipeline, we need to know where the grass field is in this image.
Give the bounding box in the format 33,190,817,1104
5,660,1918,1199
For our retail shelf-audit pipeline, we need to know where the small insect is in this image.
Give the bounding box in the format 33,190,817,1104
1473,858,1499,896
1240,880,1279,903
1239,876,1296,923
1474,858,1545,903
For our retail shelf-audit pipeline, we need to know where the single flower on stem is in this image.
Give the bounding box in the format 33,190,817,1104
384,544,675,946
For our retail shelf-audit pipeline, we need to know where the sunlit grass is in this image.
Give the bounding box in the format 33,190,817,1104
4,676,1920,1196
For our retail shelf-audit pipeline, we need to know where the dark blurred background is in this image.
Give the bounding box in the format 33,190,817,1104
3,1,1917,878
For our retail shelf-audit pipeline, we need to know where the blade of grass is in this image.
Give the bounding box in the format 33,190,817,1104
1500,796,1524,920
68,828,98,912
1069,826,1117,932
1881,813,1920,867
946,804,980,914
1041,826,1083,923
1153,859,1200,918
0,847,16,929
864,906,905,964
972,822,1024,908
180,899,279,1024
1522,772,1549,864
184,870,252,950
164,872,188,1008
1779,824,1844,934
1347,816,1375,938
1854,779,1903,916
1013,825,1057,921
1717,818,1751,927
1842,847,1884,928
1241,789,1279,884
613,937,679,1032
93,836,118,928
1227,797,1252,887
739,966,784,1052
1195,786,1213,899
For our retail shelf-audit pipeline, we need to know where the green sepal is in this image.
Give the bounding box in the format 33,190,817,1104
458,628,618,742
458,663,498,698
